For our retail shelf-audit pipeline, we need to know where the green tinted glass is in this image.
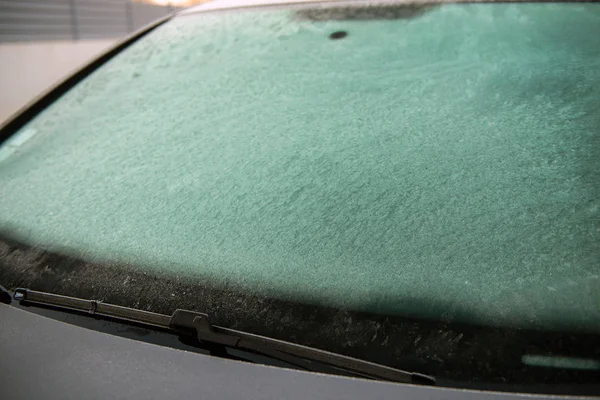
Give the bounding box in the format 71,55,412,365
1,3,599,331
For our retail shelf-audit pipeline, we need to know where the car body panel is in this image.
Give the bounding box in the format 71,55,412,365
0,303,572,400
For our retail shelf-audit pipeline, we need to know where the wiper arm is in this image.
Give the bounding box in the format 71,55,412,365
12,288,435,385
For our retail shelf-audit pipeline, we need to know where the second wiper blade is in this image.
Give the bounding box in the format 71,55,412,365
12,288,435,385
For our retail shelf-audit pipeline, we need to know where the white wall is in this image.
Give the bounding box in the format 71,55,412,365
0,40,116,123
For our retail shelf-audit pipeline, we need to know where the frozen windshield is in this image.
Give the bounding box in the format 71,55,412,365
1,3,599,388
1,2,599,331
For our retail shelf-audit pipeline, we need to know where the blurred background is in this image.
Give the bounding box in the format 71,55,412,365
0,0,209,122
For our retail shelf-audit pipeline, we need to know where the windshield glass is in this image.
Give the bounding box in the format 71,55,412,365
1,1,599,392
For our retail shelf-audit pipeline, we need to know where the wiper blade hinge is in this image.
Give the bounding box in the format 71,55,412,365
170,309,241,348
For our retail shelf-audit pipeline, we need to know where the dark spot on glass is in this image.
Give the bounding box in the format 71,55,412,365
297,4,436,22
329,31,348,40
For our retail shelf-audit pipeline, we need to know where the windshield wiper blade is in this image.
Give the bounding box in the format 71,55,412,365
12,288,435,385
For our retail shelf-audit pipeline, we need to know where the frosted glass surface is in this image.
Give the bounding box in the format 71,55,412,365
1,3,599,329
